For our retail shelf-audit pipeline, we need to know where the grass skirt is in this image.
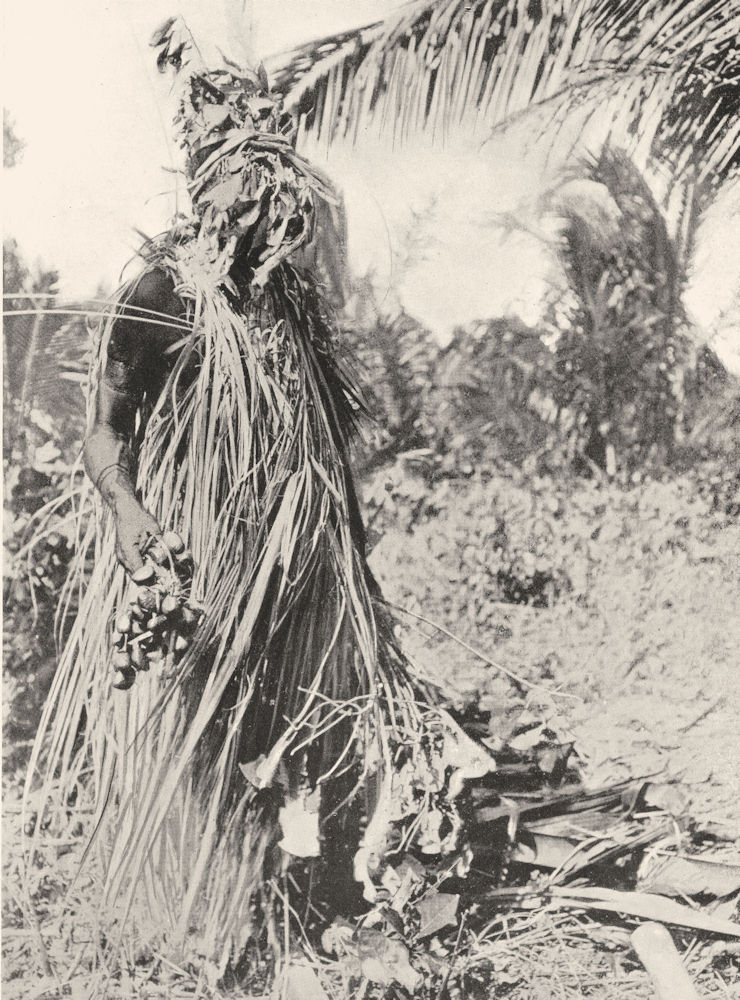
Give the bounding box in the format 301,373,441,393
25,247,493,978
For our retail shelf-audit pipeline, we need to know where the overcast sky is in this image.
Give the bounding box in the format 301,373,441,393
3,0,739,369
2,0,401,292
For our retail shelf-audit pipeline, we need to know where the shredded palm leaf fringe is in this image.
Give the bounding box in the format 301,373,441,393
24,242,493,978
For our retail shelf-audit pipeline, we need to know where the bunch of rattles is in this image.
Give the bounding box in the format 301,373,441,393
111,532,202,690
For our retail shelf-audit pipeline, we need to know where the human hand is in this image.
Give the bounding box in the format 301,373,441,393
113,495,162,575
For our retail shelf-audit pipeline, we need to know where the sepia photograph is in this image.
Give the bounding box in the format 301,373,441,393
3,1,739,997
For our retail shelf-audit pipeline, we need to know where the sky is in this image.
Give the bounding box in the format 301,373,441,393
2,0,403,293
3,0,739,370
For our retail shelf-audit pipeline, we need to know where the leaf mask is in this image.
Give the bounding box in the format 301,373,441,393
151,16,337,288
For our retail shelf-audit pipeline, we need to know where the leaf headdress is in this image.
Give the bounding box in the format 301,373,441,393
151,16,337,288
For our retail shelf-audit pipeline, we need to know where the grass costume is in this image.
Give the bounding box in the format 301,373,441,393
26,18,492,978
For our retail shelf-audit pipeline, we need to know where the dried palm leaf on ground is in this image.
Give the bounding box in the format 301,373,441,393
549,887,740,937
463,884,740,937
639,854,740,900
469,755,740,900
508,813,689,880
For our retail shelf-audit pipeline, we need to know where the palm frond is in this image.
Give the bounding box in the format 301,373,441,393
557,146,681,315
269,0,739,182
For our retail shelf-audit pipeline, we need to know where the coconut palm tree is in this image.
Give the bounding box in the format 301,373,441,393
542,147,695,472
268,0,738,475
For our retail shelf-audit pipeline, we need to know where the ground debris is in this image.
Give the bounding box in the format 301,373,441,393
5,715,738,999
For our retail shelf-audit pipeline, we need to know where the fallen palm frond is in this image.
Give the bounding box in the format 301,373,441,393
469,872,739,935
548,886,740,937
510,814,687,882
270,0,739,184
640,853,740,899
464,764,740,936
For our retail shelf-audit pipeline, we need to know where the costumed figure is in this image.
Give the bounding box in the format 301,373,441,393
25,18,494,979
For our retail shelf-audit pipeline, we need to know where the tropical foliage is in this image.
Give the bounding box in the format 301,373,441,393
268,0,739,476
2,240,89,767
343,282,736,491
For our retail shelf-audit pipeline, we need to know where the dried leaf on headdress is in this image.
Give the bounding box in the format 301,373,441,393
150,17,177,49
202,176,245,212
150,16,194,74
201,104,232,131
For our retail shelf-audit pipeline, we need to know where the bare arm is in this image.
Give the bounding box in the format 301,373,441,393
84,268,184,573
